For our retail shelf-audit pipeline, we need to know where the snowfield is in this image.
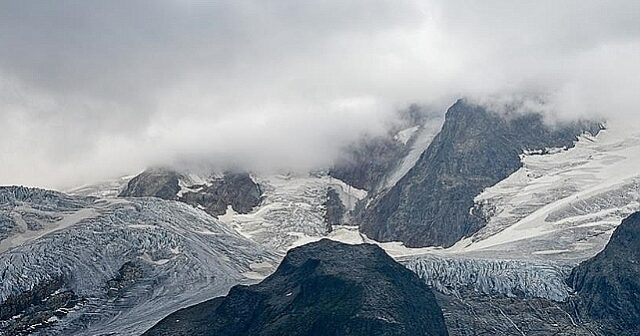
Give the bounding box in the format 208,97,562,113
382,120,443,191
449,124,640,262
218,173,367,252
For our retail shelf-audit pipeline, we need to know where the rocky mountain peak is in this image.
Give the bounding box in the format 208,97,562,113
360,99,604,248
143,239,449,336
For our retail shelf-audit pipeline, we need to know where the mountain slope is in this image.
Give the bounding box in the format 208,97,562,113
569,211,640,335
450,126,640,262
0,186,277,335
330,105,443,193
219,173,367,252
119,168,182,200
143,239,449,336
361,99,603,248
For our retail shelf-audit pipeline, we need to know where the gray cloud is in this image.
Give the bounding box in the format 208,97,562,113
1,0,639,188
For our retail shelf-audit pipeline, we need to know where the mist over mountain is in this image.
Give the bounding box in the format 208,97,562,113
1,0,639,189
2,2,640,336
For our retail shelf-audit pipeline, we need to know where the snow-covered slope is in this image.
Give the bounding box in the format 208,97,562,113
278,124,640,303
66,175,134,198
402,256,572,302
451,124,640,262
219,173,366,252
0,187,277,335
372,124,640,303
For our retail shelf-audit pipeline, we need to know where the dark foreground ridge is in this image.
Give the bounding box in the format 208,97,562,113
569,211,640,335
143,239,449,336
361,99,603,248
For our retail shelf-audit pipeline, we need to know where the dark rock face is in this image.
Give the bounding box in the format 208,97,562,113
324,187,345,228
569,211,640,335
180,172,262,217
105,262,145,298
143,239,449,336
0,277,79,335
120,169,262,217
361,99,603,248
330,104,435,192
119,168,181,200
331,136,406,191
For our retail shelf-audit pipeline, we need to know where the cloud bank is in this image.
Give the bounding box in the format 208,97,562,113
1,0,638,188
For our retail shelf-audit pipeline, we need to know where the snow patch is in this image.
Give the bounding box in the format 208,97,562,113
394,125,420,144
383,119,443,191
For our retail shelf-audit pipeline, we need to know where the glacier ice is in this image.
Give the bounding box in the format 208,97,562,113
455,129,640,262
0,187,277,335
401,255,572,302
218,173,366,252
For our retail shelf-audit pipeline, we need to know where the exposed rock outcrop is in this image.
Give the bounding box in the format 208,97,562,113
119,168,182,200
330,104,438,192
569,211,640,335
119,169,262,217
323,187,345,228
180,172,262,217
144,239,449,336
437,293,596,336
330,135,407,191
0,276,79,336
361,99,603,248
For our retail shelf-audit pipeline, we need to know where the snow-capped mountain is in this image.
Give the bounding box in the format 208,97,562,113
360,99,604,248
3,99,640,336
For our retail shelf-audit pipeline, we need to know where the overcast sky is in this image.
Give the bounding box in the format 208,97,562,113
1,0,639,189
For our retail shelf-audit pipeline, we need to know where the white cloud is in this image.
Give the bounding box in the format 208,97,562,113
0,0,638,188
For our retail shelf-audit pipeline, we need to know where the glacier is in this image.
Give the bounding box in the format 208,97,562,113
453,125,640,262
0,187,277,335
289,124,640,304
218,173,367,252
401,255,573,302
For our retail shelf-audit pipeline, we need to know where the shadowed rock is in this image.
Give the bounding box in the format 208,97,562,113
119,168,181,200
569,211,640,335
180,172,262,217
144,239,449,336
120,169,262,217
324,187,345,228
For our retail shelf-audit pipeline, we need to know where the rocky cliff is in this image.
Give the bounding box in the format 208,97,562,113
361,99,603,248
569,211,640,335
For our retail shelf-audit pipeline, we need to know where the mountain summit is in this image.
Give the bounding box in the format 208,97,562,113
144,239,449,336
360,99,603,248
